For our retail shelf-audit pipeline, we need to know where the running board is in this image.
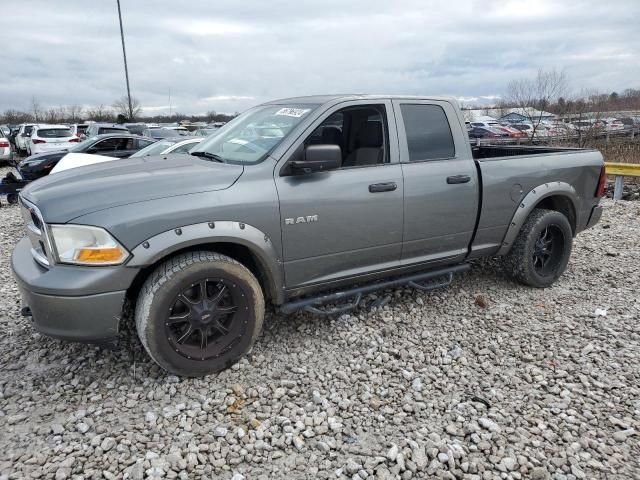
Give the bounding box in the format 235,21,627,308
279,264,470,316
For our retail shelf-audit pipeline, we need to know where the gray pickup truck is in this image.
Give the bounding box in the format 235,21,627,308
12,95,605,376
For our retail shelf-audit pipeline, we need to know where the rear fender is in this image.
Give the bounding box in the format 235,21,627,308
127,221,284,303
497,181,578,256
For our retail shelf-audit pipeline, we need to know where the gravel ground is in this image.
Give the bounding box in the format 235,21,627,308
0,165,639,479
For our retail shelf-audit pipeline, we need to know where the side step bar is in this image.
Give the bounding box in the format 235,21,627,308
279,263,470,315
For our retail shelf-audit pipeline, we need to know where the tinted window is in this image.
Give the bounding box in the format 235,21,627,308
36,128,72,138
92,138,122,151
99,127,128,135
400,104,455,161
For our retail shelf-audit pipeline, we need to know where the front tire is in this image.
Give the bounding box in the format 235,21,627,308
135,251,264,376
504,208,573,288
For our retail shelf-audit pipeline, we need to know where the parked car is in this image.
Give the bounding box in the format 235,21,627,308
164,126,191,136
53,138,205,173
125,123,148,136
142,127,182,140
27,124,80,156
619,117,640,128
12,94,604,376
491,125,527,138
69,124,90,138
468,121,502,129
0,134,12,163
192,128,218,136
130,137,204,157
510,123,552,137
0,125,10,137
17,134,155,181
82,123,129,139
15,124,35,154
467,126,509,139
602,119,625,132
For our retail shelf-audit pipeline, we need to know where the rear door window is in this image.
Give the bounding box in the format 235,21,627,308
92,138,121,152
400,104,455,161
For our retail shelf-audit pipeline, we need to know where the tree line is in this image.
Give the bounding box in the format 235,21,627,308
0,95,236,125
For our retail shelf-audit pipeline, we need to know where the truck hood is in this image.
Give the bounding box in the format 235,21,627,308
21,154,244,222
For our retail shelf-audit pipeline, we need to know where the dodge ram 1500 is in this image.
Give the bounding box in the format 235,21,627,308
12,95,605,375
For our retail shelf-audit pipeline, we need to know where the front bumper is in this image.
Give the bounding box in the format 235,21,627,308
11,237,139,342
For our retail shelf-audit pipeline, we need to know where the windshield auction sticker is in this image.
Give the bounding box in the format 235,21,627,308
275,108,310,118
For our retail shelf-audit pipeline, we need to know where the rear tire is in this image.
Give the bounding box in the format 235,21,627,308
504,208,573,288
135,251,264,376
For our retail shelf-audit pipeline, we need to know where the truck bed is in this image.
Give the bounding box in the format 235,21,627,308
471,144,584,160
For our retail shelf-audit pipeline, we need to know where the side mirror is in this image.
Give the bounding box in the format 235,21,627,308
86,148,98,154
290,144,341,174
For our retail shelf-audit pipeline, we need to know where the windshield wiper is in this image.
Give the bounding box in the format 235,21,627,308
190,151,225,163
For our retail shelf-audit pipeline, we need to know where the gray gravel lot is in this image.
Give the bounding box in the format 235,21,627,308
0,165,639,479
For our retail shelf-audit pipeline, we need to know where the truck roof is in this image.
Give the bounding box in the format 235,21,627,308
264,94,457,105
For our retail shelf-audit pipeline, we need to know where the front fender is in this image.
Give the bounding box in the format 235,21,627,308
497,181,578,256
127,221,284,303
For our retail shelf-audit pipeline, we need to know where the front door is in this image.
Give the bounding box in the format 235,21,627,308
275,100,404,288
392,100,479,265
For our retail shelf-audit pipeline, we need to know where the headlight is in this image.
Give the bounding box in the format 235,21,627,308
50,225,129,265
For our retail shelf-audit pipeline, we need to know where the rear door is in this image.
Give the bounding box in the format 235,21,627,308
392,100,478,265
275,100,404,288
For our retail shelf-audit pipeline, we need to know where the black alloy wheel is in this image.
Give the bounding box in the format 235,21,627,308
165,278,249,361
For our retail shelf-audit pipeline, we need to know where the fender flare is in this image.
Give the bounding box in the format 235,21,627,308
127,221,284,303
497,181,578,256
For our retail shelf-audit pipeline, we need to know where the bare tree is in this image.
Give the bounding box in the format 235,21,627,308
66,105,84,123
112,96,142,121
86,104,115,122
1,109,32,124
43,107,62,124
31,97,42,123
504,68,568,140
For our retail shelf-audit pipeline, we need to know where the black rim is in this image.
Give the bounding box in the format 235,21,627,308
532,225,564,276
165,278,248,361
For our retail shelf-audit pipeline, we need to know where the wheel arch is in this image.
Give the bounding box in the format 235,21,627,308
497,182,578,256
125,221,284,306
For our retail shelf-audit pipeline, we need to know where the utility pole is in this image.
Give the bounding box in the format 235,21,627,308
116,0,133,120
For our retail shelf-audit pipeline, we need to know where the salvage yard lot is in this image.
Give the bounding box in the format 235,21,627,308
0,166,639,479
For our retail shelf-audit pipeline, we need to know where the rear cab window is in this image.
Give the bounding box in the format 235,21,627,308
399,104,455,161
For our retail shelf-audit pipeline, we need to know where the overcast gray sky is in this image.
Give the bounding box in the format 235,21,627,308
1,0,639,116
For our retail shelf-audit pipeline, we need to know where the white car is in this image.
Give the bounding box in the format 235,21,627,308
15,124,36,154
50,138,204,175
130,137,203,157
27,125,80,156
69,124,90,138
0,135,12,163
468,121,502,129
602,118,625,132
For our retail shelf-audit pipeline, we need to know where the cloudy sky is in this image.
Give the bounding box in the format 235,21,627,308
1,0,639,116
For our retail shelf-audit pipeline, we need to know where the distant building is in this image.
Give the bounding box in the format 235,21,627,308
497,108,556,124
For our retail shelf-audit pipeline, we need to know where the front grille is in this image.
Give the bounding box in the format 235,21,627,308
19,198,52,267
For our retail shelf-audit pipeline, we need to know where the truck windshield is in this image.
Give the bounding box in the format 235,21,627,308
191,104,317,164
